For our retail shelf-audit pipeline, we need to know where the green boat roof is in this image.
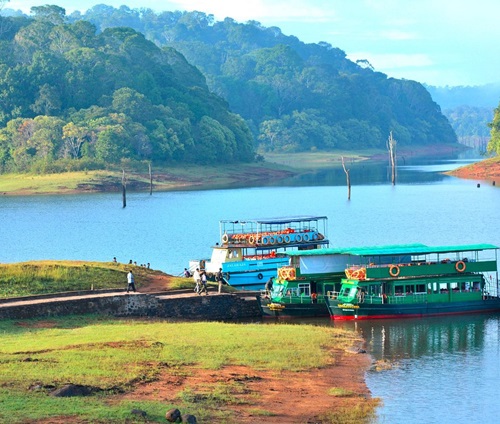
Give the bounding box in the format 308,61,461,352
287,243,499,257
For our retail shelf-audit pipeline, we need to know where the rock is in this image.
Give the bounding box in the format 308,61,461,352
181,414,197,424
165,408,182,422
131,409,147,418
50,384,93,397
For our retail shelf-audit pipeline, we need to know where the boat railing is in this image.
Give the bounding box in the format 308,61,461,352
326,291,339,300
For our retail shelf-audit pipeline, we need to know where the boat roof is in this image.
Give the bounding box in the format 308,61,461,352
287,243,499,257
220,216,328,225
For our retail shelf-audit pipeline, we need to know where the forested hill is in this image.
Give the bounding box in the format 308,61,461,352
0,8,254,173
72,6,457,152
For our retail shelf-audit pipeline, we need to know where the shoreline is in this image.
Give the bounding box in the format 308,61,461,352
0,144,476,196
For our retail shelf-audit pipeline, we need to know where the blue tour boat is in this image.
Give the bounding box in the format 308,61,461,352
189,216,329,290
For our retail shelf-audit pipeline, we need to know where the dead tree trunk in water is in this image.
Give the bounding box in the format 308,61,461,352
122,169,127,208
149,162,153,195
341,156,351,200
387,131,397,185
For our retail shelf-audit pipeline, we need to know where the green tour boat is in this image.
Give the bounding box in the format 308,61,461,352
325,243,500,320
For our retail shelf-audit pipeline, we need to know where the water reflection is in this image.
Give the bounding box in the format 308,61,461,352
336,314,495,360
266,153,473,187
265,314,500,423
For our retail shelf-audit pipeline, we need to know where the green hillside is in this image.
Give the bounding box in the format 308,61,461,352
76,7,458,152
0,7,254,174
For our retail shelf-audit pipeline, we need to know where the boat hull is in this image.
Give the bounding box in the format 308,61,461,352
257,296,329,318
222,257,289,290
326,298,500,320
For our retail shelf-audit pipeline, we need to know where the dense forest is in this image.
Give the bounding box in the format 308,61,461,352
73,6,456,152
0,6,254,173
0,4,459,174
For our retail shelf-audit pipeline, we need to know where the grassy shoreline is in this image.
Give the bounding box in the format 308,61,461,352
0,146,467,196
0,262,378,423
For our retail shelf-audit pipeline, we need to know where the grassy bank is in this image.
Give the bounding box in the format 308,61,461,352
0,145,467,196
0,261,191,298
0,315,377,423
0,151,378,196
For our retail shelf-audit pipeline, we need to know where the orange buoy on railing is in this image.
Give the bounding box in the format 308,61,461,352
455,260,466,272
389,264,400,277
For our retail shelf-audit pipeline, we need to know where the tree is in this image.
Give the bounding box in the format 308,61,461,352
487,105,500,155
62,122,87,159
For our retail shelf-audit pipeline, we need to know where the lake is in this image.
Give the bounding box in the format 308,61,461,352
1,152,499,423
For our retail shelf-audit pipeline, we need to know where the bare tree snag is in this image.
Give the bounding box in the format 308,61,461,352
387,131,397,185
149,162,153,195
122,169,127,208
341,156,351,200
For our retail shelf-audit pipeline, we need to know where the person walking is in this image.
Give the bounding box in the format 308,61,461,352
193,268,201,293
216,268,223,293
199,271,209,295
126,270,136,293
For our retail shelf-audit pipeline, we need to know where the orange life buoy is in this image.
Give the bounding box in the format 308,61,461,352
248,235,255,244
389,265,400,277
288,268,296,279
222,233,229,243
456,261,466,272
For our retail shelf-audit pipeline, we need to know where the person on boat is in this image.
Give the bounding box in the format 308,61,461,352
311,292,318,304
193,268,201,293
216,268,224,293
265,277,274,297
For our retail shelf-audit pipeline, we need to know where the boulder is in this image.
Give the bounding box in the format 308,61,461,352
165,408,182,422
182,414,197,424
50,384,93,397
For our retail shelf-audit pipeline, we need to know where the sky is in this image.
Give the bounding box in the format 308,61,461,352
3,0,500,87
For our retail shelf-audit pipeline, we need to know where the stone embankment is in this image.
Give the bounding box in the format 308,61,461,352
0,289,262,321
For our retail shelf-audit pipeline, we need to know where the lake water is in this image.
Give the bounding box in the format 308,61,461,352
1,152,499,423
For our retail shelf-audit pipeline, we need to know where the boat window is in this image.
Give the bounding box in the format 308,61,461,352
297,283,310,296
415,284,426,293
395,285,404,295
368,284,380,296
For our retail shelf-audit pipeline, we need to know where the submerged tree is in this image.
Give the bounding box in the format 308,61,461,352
387,131,397,185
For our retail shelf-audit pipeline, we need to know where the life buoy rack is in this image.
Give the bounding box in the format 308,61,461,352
295,234,303,243
389,265,400,277
269,236,276,245
303,233,310,242
456,261,466,272
276,235,284,244
284,235,291,243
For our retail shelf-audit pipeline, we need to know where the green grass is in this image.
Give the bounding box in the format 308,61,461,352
0,261,168,298
0,315,367,423
263,150,377,170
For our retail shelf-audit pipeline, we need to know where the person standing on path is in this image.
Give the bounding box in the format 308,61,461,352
193,268,201,293
216,268,223,293
127,270,136,293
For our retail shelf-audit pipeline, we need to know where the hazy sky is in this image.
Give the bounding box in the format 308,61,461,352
4,0,500,87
